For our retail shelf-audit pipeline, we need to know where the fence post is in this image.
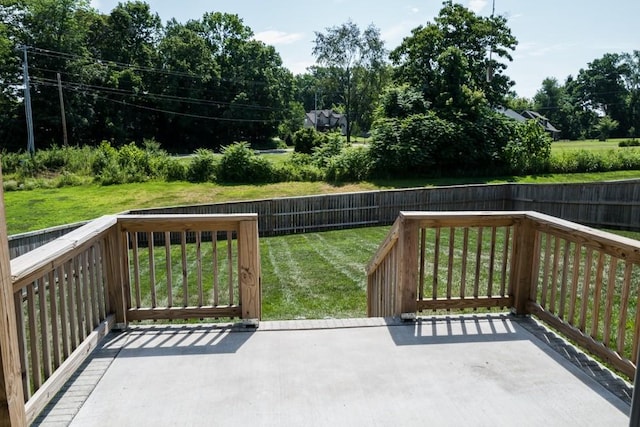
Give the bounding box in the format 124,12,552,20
104,224,127,328
396,213,418,317
0,165,27,426
238,218,261,323
511,216,537,315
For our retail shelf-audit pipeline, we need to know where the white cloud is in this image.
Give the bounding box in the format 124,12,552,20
285,59,316,75
468,0,488,13
410,7,419,14
254,30,305,46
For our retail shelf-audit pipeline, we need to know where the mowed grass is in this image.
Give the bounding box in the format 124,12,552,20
260,226,390,319
552,138,637,152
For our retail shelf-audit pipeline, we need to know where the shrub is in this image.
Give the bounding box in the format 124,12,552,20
311,133,347,168
187,149,217,183
163,158,187,181
293,128,325,154
502,119,552,174
619,140,640,147
217,142,275,183
276,153,324,182
369,112,460,177
325,146,372,182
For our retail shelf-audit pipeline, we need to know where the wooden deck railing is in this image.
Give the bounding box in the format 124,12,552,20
4,213,261,425
367,211,640,378
117,214,261,323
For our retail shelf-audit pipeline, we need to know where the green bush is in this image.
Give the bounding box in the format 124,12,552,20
293,128,325,154
163,158,187,181
276,153,324,182
311,133,347,168
502,119,552,174
550,149,640,173
217,142,275,183
619,140,640,147
369,112,461,177
187,149,217,183
325,146,372,182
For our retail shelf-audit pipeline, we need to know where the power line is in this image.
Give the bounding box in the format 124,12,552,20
49,82,278,123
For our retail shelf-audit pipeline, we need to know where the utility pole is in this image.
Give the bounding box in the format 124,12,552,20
21,46,35,154
57,73,68,146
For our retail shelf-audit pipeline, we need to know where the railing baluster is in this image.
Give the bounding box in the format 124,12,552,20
473,227,483,299
500,226,511,297
487,227,497,297
549,237,561,314
181,231,188,307
460,228,469,298
58,264,69,359
196,231,203,307
74,257,84,341
148,232,156,308
132,232,141,308
567,243,582,326
27,282,41,390
14,291,30,401
89,244,100,327
617,261,633,355
66,260,77,350
82,251,92,335
591,252,606,340
48,269,60,369
418,228,426,301
540,234,552,308
579,248,593,331
97,240,108,318
603,257,618,348
38,275,51,379
165,231,172,308
446,228,455,300
213,231,219,306
227,231,234,306
558,240,571,319
432,227,440,301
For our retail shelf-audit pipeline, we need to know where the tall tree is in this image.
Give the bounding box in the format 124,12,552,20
390,0,517,110
312,20,386,142
576,53,629,136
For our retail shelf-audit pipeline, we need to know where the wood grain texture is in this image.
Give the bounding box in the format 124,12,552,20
0,166,27,426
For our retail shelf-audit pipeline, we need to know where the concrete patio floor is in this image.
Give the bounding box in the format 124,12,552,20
35,314,631,427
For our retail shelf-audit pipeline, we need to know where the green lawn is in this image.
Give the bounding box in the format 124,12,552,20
552,138,636,152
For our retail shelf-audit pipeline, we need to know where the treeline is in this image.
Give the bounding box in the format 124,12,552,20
511,52,640,140
0,1,299,152
1,0,639,164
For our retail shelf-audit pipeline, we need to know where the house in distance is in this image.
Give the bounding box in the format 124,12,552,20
304,109,347,135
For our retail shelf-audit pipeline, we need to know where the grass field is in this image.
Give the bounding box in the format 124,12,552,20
552,138,637,152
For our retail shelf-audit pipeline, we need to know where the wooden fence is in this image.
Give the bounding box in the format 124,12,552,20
366,211,640,378
5,213,261,425
8,180,639,259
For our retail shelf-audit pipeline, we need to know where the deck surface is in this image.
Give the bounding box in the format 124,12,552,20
35,315,631,427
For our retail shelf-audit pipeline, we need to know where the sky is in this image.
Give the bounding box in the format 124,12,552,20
90,0,640,99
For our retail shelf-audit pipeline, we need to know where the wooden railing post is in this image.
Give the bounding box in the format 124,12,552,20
396,213,418,317
104,224,127,328
0,165,27,426
238,218,261,323
511,216,537,315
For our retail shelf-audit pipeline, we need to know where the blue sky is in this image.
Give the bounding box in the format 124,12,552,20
90,0,640,99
